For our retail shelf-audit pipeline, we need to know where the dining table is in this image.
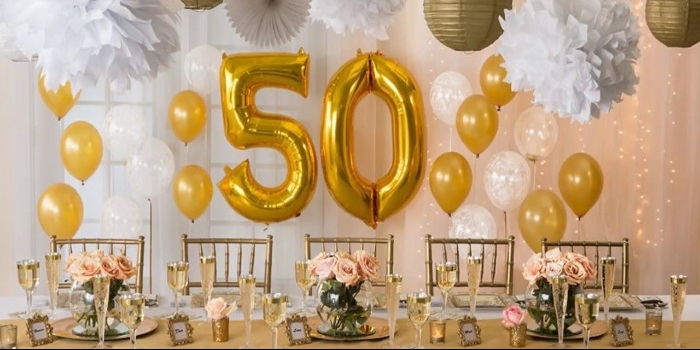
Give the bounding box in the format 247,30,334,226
0,293,696,349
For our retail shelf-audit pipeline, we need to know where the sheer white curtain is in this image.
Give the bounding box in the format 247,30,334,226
0,1,699,297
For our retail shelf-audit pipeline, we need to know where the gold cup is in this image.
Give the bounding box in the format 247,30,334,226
212,316,230,342
430,319,446,344
508,324,527,347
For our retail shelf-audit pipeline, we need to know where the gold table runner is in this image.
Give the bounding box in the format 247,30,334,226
2,318,697,349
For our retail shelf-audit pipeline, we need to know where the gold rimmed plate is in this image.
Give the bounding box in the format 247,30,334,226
53,316,158,341
307,316,396,341
527,320,608,340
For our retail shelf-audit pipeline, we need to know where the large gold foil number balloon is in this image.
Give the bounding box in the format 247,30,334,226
60,121,103,184
218,50,317,224
321,52,427,229
429,152,472,216
517,189,567,253
558,152,604,219
38,74,81,121
37,183,84,239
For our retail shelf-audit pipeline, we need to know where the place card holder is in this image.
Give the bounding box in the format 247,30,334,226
25,313,55,347
610,315,634,347
168,313,194,346
284,314,311,346
457,315,482,347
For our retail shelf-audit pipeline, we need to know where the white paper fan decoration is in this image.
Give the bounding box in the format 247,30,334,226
309,0,406,40
0,0,181,94
224,0,311,47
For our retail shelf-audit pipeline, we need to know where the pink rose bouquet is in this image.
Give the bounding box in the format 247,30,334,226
501,304,526,328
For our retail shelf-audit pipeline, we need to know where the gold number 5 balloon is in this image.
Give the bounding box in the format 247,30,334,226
321,51,426,229
218,50,317,224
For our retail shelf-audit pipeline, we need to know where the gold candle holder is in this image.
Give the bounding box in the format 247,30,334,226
212,316,230,342
430,319,446,344
508,324,527,347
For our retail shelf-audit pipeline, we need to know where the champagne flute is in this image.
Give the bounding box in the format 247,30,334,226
382,274,402,349
92,274,112,349
239,274,257,349
406,292,431,349
294,260,315,316
199,255,216,304
166,261,189,316
262,293,288,349
117,293,145,349
600,257,616,322
17,259,40,318
435,262,457,318
574,293,599,350
669,275,687,349
466,256,482,317
45,253,61,318
550,274,569,349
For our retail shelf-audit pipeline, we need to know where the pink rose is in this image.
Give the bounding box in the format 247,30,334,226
522,253,544,283
65,252,85,273
544,248,562,262
309,252,328,276
101,255,124,279
353,250,379,281
562,259,587,285
543,261,564,279
580,257,596,281
114,255,137,279
205,297,236,320
502,304,526,328
73,254,102,283
333,255,361,287
314,257,336,280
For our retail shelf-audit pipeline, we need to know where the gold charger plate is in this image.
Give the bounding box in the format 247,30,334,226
307,316,395,341
527,320,607,340
53,316,158,341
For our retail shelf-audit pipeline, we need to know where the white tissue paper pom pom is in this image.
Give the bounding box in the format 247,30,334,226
309,0,406,40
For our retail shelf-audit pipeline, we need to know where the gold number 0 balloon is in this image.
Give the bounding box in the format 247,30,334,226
218,50,317,224
321,52,427,229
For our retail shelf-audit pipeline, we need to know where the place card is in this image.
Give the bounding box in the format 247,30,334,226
167,313,194,346
25,313,55,347
457,315,481,346
610,315,634,347
284,314,311,345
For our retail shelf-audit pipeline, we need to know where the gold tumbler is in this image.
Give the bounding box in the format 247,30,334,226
212,316,230,342
508,324,527,348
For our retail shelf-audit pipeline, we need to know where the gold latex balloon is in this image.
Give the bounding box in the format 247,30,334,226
479,54,516,109
60,121,103,184
168,90,207,145
173,164,213,222
38,74,81,121
218,49,317,224
456,94,499,158
518,189,567,253
321,51,426,229
558,152,604,219
37,183,84,239
429,152,472,216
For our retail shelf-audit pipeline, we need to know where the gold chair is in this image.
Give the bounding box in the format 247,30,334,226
424,234,516,296
180,234,273,295
303,234,394,288
541,238,630,294
49,235,146,293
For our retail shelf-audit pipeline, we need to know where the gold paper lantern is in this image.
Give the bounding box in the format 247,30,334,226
181,0,223,11
646,0,700,48
424,0,512,52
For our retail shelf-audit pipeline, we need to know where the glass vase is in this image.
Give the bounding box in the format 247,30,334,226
316,278,374,338
524,279,583,337
68,279,129,337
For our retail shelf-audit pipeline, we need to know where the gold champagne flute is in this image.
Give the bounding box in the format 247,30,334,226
17,259,40,318
239,274,257,349
600,257,616,322
669,275,687,349
92,274,112,349
45,253,61,318
466,256,482,317
435,262,457,318
406,292,431,349
550,274,569,349
199,255,216,304
166,261,189,316
382,274,402,349
574,293,599,350
294,260,315,317
117,293,145,349
262,293,288,349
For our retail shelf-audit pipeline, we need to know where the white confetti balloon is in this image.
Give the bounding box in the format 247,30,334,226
100,195,143,239
483,151,531,211
103,105,147,161
449,204,497,258
514,105,558,162
430,71,472,126
184,45,222,96
126,137,175,199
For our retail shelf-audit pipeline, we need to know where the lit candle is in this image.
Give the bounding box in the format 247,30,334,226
430,319,446,344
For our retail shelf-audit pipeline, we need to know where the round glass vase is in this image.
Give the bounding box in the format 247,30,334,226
316,278,374,338
68,279,130,337
524,279,583,337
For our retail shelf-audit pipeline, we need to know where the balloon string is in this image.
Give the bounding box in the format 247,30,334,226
185,144,189,164
449,126,453,151
532,161,537,191
148,198,153,295
577,217,582,241
503,211,508,239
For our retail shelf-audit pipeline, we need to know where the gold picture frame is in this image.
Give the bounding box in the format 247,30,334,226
25,313,55,347
284,314,312,346
167,313,194,346
457,315,482,346
610,315,634,347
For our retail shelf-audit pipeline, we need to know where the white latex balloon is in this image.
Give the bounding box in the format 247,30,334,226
100,195,143,239
449,204,497,258
483,151,531,211
184,45,222,96
430,71,472,125
514,105,559,162
103,105,147,161
126,137,175,199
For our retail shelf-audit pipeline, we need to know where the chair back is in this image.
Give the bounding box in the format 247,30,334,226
180,234,273,295
424,234,515,296
49,235,145,293
541,238,630,294
303,234,394,288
